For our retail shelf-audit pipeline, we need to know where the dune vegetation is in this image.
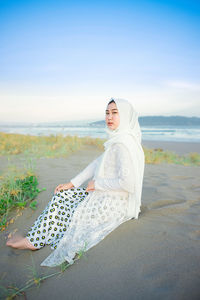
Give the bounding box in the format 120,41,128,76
0,158,46,230
0,132,199,165
0,132,104,157
143,147,200,166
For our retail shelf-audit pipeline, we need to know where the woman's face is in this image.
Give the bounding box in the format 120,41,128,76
105,102,120,130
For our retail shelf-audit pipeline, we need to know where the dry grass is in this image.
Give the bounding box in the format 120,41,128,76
0,132,104,157
143,147,200,166
0,132,199,165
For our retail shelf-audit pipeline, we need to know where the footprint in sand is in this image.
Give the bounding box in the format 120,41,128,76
7,248,22,256
190,185,200,193
189,200,200,208
189,230,200,241
172,175,194,180
149,199,185,209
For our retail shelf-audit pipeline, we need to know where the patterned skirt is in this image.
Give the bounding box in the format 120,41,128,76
26,188,89,250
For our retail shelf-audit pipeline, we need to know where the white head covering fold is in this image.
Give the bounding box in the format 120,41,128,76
95,98,145,219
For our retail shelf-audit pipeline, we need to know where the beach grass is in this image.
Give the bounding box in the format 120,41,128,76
0,132,104,158
0,132,199,165
143,147,200,166
0,160,45,230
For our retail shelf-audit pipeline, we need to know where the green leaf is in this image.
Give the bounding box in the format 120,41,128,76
16,202,26,207
29,201,37,210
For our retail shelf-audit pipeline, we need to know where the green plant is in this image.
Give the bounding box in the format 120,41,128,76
0,169,45,230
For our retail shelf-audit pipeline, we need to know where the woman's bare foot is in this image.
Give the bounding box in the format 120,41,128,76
6,234,37,250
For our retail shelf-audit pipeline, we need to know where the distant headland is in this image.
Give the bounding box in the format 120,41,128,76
0,116,200,127
90,116,200,127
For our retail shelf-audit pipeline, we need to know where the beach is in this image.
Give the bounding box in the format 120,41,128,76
0,140,200,300
143,140,200,155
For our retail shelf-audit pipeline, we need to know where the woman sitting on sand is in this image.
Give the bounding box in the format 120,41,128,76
7,98,145,267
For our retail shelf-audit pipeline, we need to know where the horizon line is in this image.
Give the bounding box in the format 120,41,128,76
0,115,200,125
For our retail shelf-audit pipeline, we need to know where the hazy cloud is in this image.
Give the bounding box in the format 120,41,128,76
165,80,200,91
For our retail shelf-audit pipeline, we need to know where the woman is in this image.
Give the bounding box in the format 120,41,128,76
7,98,145,267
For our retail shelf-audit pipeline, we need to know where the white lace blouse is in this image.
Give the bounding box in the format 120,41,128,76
41,143,135,267
71,143,134,193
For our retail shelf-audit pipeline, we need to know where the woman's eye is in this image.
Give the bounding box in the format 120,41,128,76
105,111,118,115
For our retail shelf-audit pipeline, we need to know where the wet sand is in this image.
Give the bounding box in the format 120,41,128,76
0,141,200,300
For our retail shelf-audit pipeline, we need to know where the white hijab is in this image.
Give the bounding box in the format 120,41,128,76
95,98,145,219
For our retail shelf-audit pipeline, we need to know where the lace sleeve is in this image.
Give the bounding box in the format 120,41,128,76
71,155,102,187
95,143,134,193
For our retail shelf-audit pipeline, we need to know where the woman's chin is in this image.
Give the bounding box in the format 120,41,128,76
107,125,114,130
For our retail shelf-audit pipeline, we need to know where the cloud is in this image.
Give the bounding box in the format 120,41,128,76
165,80,200,91
0,80,200,123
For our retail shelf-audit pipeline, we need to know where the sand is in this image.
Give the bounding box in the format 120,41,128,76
143,140,200,155
0,141,200,300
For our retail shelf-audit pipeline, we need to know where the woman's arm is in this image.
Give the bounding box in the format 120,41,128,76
94,144,134,193
70,154,103,188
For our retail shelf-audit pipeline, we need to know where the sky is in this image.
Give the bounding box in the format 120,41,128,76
0,0,200,123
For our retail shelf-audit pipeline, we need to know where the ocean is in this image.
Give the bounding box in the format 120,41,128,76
1,122,200,143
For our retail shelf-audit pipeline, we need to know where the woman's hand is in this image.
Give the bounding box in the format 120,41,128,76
86,180,95,192
54,182,74,194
